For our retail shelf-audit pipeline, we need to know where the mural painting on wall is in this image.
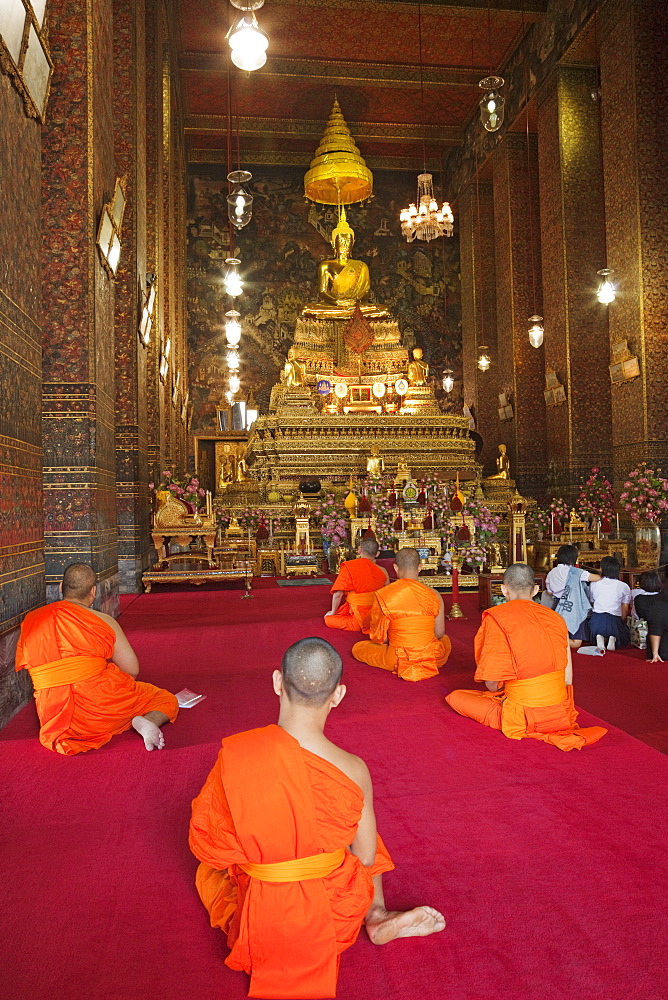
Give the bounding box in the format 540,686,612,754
187,166,461,433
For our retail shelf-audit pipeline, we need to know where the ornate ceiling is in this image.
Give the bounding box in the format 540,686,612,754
176,0,548,172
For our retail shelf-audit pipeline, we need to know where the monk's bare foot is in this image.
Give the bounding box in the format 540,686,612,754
132,715,165,751
365,904,446,945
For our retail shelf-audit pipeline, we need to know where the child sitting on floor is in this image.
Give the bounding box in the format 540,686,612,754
545,544,600,648
589,556,631,652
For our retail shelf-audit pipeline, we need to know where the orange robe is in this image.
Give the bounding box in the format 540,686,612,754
15,601,178,755
189,725,394,1000
352,577,451,681
445,600,607,750
324,557,387,633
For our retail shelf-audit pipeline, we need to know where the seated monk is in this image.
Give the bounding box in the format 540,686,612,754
189,637,445,1000
324,537,389,633
15,563,178,754
351,547,451,682
445,563,607,751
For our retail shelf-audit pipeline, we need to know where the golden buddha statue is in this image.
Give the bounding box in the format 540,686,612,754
366,445,384,479
316,207,370,309
488,443,511,480
283,348,306,388
407,347,428,386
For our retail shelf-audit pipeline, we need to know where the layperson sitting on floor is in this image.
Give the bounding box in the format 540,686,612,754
589,556,631,652
445,563,607,750
16,563,178,754
189,637,445,1000
545,544,600,648
324,536,389,633
351,547,451,682
642,586,668,663
631,570,662,620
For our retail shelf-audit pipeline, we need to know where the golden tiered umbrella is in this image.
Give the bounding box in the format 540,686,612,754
304,99,373,205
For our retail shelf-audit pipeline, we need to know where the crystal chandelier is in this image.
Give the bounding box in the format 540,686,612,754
228,0,268,73
400,173,454,243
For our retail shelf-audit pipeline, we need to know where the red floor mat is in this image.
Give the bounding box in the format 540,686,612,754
1,589,667,1000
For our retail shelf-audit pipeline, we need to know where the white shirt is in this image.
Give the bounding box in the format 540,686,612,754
590,578,631,615
546,564,590,599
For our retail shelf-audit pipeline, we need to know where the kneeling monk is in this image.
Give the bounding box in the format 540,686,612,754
189,637,445,1000
445,563,607,751
324,536,389,633
352,547,451,681
16,563,178,754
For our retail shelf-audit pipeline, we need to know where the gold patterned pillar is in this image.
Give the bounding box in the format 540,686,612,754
492,133,548,495
459,180,499,473
600,0,668,481
537,68,612,494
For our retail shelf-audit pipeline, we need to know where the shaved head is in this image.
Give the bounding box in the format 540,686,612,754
360,537,379,558
503,562,535,595
281,637,343,707
62,563,97,600
395,547,420,573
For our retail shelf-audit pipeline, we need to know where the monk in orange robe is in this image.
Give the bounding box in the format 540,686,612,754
16,563,179,754
324,536,389,633
352,547,451,681
445,563,607,751
190,637,445,1000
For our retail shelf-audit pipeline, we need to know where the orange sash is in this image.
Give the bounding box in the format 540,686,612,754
28,655,108,691
503,670,567,708
388,614,437,648
239,848,346,883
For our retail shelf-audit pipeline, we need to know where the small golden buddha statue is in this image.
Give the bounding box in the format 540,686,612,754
394,461,411,485
283,348,306,388
488,444,511,480
317,207,370,309
407,347,428,386
366,445,384,479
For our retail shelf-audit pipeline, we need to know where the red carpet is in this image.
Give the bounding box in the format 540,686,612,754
1,589,668,1000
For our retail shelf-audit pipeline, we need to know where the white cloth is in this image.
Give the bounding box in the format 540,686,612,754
546,564,590,599
590,578,631,615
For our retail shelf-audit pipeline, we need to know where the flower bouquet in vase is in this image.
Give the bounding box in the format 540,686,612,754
620,464,668,569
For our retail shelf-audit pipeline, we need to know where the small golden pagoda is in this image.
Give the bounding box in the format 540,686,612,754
304,99,373,205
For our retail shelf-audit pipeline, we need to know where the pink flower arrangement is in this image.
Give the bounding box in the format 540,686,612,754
577,466,615,519
313,493,348,543
463,498,501,544
620,464,668,523
151,471,204,507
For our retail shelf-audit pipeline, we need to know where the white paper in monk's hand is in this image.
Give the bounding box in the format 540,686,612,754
175,688,206,708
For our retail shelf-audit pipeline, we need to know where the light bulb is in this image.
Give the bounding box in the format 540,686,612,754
429,199,438,212
442,370,454,393
229,374,241,394
228,14,268,72
225,309,242,347
223,258,243,297
227,350,240,371
226,390,234,403
477,346,491,372
227,170,253,229
528,315,544,348
597,269,616,304
479,76,505,132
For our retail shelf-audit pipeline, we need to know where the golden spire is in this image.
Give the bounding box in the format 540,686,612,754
304,98,373,206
